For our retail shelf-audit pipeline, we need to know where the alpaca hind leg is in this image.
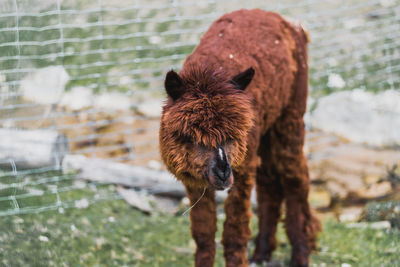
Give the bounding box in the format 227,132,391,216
273,111,321,267
250,131,284,264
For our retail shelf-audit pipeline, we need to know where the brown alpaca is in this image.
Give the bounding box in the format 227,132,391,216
159,9,321,267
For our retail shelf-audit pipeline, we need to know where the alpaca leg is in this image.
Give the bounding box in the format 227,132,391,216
186,186,217,267
273,112,321,267
250,132,284,264
222,170,254,267
283,164,320,267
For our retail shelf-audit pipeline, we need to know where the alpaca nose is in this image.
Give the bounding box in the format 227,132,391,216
214,163,231,182
213,147,232,182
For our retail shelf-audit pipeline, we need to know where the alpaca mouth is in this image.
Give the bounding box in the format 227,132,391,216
206,172,234,191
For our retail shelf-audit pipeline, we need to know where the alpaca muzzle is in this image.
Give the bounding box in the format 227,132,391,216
207,147,234,190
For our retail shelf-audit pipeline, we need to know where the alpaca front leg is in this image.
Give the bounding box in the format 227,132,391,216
186,186,217,267
222,172,254,267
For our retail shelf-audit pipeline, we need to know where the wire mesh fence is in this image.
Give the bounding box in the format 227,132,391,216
0,0,399,216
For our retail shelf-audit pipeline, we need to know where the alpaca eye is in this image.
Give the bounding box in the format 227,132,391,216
181,134,193,144
225,138,233,144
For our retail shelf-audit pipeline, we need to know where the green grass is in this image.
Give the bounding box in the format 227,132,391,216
1,189,399,267
0,170,115,216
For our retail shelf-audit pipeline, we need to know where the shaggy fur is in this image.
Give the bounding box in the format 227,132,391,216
159,9,321,267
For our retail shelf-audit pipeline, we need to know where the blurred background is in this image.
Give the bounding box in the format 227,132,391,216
0,0,399,266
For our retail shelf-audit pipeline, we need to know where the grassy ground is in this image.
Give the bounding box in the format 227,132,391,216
1,191,399,267
1,1,400,266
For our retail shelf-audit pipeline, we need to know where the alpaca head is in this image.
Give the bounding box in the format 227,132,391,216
159,65,255,190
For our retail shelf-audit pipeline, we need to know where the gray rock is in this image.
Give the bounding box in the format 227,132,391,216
308,89,400,147
94,92,131,111
117,186,152,214
59,86,92,111
0,129,69,169
20,66,69,104
136,99,164,118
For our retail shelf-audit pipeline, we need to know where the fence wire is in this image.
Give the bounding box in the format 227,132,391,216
0,0,399,216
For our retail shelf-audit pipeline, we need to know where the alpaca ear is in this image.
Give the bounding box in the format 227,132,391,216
165,70,184,100
230,67,255,90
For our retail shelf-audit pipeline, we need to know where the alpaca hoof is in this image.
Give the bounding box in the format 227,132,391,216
290,263,308,267
248,257,263,265
249,253,269,265
289,259,308,267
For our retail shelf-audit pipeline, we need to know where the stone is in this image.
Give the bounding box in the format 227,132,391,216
59,86,92,111
308,89,400,147
94,92,131,111
117,186,152,214
0,129,69,169
147,160,163,170
346,221,391,229
74,198,89,209
327,73,345,88
136,99,164,118
20,66,69,104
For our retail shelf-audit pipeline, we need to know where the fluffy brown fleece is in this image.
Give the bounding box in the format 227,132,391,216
160,65,254,188
159,9,321,267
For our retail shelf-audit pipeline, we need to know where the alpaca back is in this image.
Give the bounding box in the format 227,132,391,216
183,9,309,134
